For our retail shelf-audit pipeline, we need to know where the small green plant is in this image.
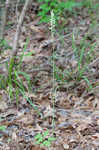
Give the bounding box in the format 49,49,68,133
35,130,56,149
37,0,98,24
37,0,82,23
34,10,56,150
7,65,40,112
0,39,12,52
7,38,29,100
72,32,95,81
0,37,40,113
50,10,56,133
52,31,95,91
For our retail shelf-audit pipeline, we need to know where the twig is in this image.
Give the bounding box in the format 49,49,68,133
8,0,31,80
88,57,99,68
0,1,25,8
0,58,9,64
0,0,10,39
12,0,31,57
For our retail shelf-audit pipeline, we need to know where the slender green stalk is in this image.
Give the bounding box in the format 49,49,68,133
50,10,56,134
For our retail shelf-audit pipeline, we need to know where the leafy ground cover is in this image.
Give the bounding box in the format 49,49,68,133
0,0,99,149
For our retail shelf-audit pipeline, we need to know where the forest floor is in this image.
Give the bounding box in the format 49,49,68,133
0,1,99,150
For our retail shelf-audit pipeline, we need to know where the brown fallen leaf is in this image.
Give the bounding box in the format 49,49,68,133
0,101,8,111
30,145,45,150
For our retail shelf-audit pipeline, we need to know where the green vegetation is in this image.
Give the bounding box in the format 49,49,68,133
0,38,40,114
37,0,99,24
52,32,95,91
35,129,56,149
72,33,95,81
0,39,12,52
37,0,82,23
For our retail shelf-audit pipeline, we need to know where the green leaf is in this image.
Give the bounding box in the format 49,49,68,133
50,1,58,7
40,4,48,9
45,0,50,2
35,133,43,140
48,137,56,141
83,76,93,90
38,0,43,2
41,140,51,147
43,130,49,137
0,125,6,131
